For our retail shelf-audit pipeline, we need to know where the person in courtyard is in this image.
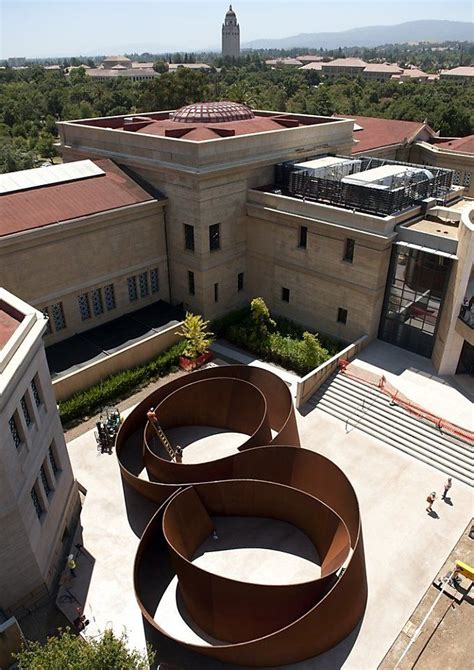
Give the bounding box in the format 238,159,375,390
146,407,158,424
442,477,452,501
67,554,77,577
426,491,436,513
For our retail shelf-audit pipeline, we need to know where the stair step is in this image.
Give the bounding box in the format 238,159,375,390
317,383,472,462
316,374,472,451
316,395,472,477
317,401,473,487
310,372,473,487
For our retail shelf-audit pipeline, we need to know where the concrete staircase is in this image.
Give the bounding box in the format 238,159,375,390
308,372,473,487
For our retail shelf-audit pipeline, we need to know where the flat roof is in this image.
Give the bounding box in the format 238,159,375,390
71,109,342,142
0,159,155,237
406,218,459,240
0,301,23,349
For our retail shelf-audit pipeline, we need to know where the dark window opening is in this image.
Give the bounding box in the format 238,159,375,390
299,226,308,249
184,224,195,251
214,283,219,302
343,238,355,263
237,272,244,292
209,224,220,252
337,308,348,324
281,287,290,303
188,271,195,295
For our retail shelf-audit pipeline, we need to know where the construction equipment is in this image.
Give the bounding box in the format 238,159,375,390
94,407,121,453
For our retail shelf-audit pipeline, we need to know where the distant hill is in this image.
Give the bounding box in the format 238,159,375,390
243,20,473,50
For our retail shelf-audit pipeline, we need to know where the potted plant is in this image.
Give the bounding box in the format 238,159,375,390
176,312,215,371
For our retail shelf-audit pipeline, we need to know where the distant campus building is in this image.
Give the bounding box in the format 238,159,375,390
222,4,240,59
0,289,79,615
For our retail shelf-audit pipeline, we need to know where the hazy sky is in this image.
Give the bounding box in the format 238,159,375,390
1,0,472,59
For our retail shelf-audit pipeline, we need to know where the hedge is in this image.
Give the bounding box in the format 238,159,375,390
59,340,186,426
212,305,342,376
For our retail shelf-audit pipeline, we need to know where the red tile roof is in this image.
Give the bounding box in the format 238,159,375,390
0,159,154,237
432,135,474,153
334,115,434,153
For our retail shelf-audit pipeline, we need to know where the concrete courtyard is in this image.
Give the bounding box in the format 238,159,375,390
65,344,473,669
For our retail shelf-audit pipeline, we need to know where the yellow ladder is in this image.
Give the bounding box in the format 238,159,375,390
150,421,177,461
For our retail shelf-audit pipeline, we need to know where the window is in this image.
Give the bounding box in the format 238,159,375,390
214,283,219,302
184,224,195,251
299,226,308,249
31,376,42,408
104,284,116,311
463,172,472,188
9,415,22,449
281,287,290,303
21,396,32,427
48,444,59,476
139,272,149,298
31,486,43,519
188,271,195,295
452,171,461,186
127,276,138,302
337,308,348,324
92,288,104,316
40,465,51,497
51,302,66,330
343,238,355,263
150,268,159,293
209,223,220,252
237,272,244,292
78,294,91,321
42,307,52,334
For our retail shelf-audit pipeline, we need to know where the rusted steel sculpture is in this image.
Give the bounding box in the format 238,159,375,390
116,364,367,667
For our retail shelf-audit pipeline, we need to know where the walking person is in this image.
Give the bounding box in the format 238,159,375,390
442,477,452,501
426,491,436,513
67,554,77,577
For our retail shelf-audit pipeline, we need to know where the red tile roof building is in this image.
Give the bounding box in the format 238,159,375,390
0,159,154,236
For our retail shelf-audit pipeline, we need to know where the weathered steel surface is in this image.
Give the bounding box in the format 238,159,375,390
116,365,367,666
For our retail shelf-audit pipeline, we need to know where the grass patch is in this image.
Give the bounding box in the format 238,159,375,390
59,340,186,427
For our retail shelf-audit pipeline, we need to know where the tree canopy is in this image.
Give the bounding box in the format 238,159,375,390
14,628,154,670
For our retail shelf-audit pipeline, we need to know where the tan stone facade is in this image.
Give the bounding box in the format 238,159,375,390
0,290,79,615
0,201,169,345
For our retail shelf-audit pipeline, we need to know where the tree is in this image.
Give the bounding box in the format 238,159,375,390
36,131,57,163
153,60,169,74
14,628,154,670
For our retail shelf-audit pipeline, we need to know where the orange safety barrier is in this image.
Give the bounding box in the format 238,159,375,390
338,360,474,445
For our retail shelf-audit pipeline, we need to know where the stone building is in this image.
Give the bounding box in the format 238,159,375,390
222,5,240,59
56,102,473,375
0,289,79,615
0,159,169,346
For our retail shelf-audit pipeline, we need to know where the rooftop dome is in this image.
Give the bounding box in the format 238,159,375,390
169,101,254,124
226,4,236,15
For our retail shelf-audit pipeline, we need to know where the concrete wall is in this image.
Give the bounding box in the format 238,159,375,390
53,321,183,402
0,201,169,345
296,336,369,407
411,142,474,197
432,205,474,374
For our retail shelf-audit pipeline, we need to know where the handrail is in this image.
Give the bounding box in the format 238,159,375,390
338,359,474,445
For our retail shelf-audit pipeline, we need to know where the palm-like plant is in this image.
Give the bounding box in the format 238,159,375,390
176,312,214,359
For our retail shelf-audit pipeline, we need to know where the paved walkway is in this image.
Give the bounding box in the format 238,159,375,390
64,352,473,669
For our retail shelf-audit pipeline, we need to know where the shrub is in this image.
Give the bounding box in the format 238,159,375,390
175,312,214,358
213,298,337,376
59,340,186,426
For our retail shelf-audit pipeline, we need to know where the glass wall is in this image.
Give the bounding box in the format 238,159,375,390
379,245,453,358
